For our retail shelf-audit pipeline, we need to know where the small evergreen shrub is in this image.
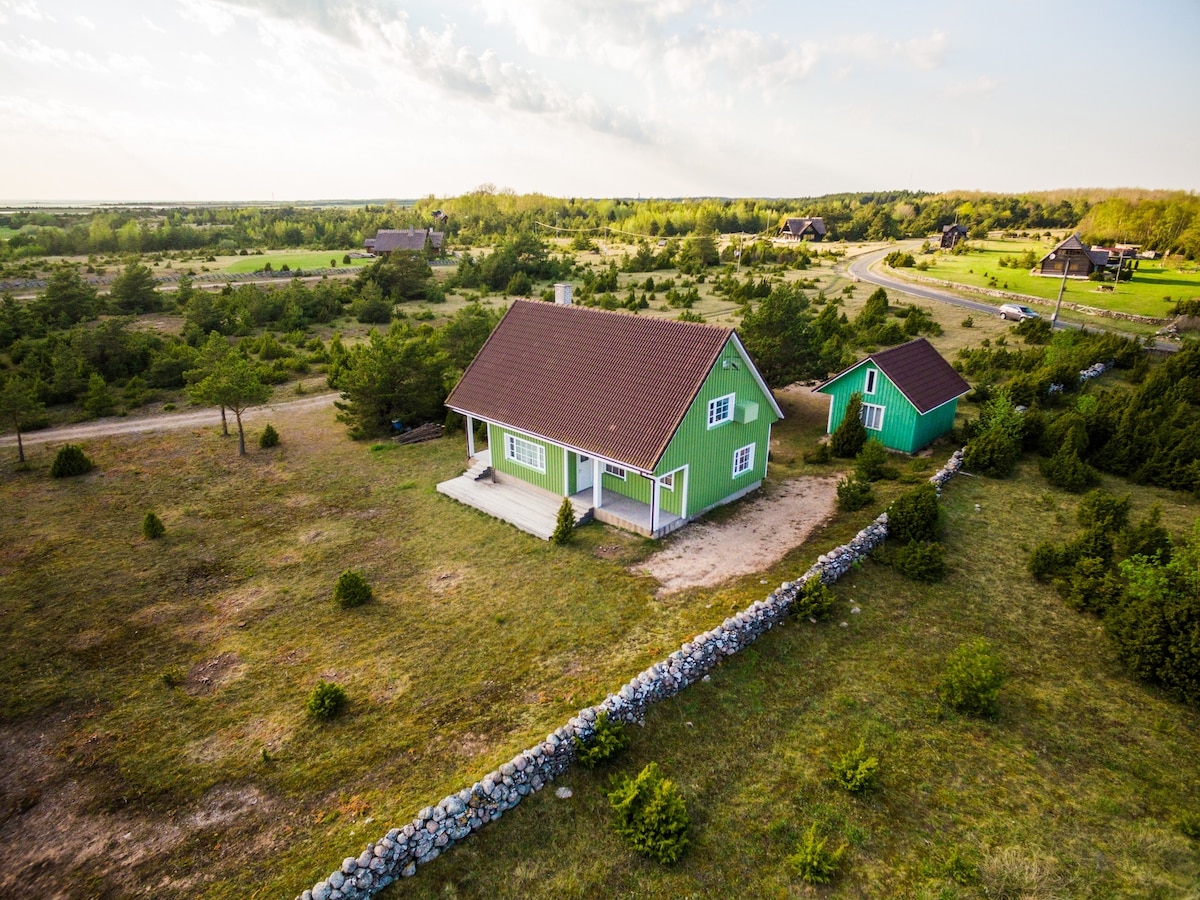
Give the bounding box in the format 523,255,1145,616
333,570,372,608
1076,489,1131,534
551,497,576,545
1039,445,1099,492
50,444,95,478
887,483,941,544
259,423,280,448
794,577,837,620
830,740,879,793
854,438,889,482
1117,505,1172,563
142,511,166,540
1179,812,1200,839
788,823,846,885
938,638,1004,717
894,540,946,582
1057,556,1124,615
573,711,630,769
830,393,868,458
803,442,831,464
836,476,874,512
1028,541,1076,582
963,427,1021,477
608,762,691,864
307,680,347,721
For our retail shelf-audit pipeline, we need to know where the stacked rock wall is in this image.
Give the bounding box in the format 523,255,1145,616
298,448,968,900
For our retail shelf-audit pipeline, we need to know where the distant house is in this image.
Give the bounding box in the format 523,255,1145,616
939,224,969,249
779,217,827,242
438,300,783,540
815,338,970,454
1036,233,1110,278
365,227,444,257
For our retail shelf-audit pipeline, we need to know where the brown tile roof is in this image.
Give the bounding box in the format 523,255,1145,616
370,228,443,253
445,301,748,472
782,216,826,237
818,338,969,414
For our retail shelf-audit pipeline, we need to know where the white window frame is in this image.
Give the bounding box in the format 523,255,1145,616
732,443,755,478
860,402,885,431
604,462,627,480
505,433,546,472
660,472,674,491
707,392,735,428
864,368,877,395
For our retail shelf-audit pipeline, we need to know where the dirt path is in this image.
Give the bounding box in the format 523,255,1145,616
0,392,340,448
636,475,840,595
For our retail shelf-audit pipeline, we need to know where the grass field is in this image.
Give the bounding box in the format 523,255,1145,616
902,238,1200,319
405,459,1200,899
220,251,371,274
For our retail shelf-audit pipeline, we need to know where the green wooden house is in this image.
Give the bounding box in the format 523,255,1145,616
815,338,970,454
439,300,784,539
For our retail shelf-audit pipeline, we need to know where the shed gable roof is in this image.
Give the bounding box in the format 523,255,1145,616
446,301,780,472
372,228,444,253
816,338,970,415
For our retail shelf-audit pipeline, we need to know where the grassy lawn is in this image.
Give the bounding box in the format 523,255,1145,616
0,381,859,898
221,251,371,274
406,460,1200,899
902,238,1200,319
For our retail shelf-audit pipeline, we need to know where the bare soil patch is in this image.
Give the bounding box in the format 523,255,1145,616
636,475,840,595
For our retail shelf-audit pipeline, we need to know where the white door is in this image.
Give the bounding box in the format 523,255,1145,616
576,455,593,492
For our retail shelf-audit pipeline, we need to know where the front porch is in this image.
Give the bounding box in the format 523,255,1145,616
437,449,683,541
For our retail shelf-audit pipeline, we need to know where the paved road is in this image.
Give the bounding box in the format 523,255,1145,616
846,246,1180,353
847,246,1007,317
0,391,340,448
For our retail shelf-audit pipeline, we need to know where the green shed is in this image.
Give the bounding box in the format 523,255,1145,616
439,300,783,539
815,338,970,454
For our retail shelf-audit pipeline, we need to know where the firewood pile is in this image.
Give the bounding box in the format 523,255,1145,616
392,422,445,444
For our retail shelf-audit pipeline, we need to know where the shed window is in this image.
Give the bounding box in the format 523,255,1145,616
732,443,755,477
604,463,627,480
860,402,885,431
864,368,877,395
505,434,546,472
708,393,735,427
660,472,675,491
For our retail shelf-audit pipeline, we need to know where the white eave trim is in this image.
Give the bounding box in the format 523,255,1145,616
728,332,785,420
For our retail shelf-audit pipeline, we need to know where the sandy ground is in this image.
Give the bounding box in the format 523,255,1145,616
637,475,839,595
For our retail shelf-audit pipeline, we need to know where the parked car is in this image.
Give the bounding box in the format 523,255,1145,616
998,303,1039,321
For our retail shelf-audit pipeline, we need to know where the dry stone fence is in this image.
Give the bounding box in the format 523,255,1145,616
298,448,968,900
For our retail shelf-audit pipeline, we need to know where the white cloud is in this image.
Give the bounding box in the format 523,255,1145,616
108,53,151,74
4,0,54,22
178,0,237,35
73,14,95,30
944,75,998,99
0,36,105,72
142,16,166,34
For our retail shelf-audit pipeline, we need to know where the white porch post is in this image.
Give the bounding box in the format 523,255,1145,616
650,475,660,535
592,457,602,509
466,415,475,458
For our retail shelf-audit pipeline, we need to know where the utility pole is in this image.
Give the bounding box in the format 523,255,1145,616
1050,251,1069,327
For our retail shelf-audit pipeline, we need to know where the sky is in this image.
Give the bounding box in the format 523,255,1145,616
0,0,1196,203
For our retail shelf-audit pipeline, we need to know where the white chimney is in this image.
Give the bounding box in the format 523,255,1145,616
554,283,573,305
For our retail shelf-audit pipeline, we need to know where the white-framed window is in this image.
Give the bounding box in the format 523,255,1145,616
860,402,885,431
732,443,755,477
604,462,627,480
660,472,675,491
864,368,877,395
708,392,735,428
505,433,546,472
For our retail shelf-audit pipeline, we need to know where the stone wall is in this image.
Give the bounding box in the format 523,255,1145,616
298,449,968,900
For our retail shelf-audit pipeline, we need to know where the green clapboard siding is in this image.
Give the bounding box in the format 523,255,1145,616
655,338,779,516
818,364,957,454
488,423,564,493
